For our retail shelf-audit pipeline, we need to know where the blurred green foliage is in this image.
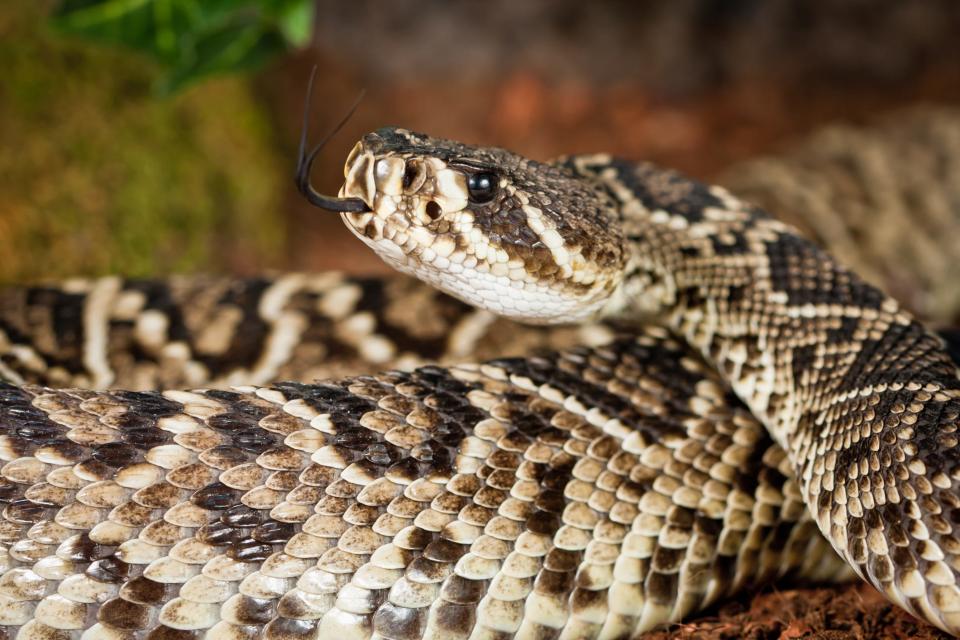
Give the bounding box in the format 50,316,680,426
0,3,287,282
52,0,313,93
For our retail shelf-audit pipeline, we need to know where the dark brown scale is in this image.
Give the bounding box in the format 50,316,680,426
536,568,575,596
75,458,117,480
113,390,182,417
93,442,141,469
86,556,130,583
264,617,319,639
98,596,154,629
534,489,567,514
230,595,275,625
374,602,428,640
232,427,277,453
12,421,63,442
105,410,157,431
208,411,261,432
526,510,561,535
218,393,275,417
197,521,243,546
434,602,477,633
252,520,296,544
652,546,686,573
199,445,249,470
666,505,696,528
4,499,45,524
275,382,378,419
222,504,263,526
120,426,170,449
544,548,582,573
441,575,486,604
645,570,680,605
333,426,381,449
422,539,466,563
0,483,20,503
229,538,275,563
192,481,241,510
60,532,109,562
145,626,201,640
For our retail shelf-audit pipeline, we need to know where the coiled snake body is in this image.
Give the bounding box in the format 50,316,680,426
0,127,958,639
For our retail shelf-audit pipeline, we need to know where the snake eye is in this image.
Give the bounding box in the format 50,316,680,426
467,172,498,203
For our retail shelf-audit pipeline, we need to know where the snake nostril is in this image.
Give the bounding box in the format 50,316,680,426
425,201,443,220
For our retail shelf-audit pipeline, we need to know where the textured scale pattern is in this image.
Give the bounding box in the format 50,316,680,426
0,274,611,391
0,123,958,638
0,331,848,639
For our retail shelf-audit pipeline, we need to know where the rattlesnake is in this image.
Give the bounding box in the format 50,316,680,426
0,120,957,640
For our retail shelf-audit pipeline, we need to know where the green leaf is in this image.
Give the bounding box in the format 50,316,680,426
276,0,313,47
159,19,287,93
51,0,315,92
52,0,192,62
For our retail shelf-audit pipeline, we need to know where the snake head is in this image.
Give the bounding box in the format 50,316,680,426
334,127,628,324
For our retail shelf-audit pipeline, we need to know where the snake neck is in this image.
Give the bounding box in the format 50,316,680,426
585,159,960,446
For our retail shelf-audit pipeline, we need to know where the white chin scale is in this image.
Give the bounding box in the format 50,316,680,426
347,228,604,325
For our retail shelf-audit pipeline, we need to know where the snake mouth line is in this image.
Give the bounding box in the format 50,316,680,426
295,66,370,214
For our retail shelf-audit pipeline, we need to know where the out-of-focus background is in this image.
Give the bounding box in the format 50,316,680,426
3,1,960,315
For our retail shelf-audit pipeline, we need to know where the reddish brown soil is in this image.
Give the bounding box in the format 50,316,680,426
648,583,949,639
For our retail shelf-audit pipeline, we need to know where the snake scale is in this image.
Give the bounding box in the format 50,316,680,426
0,120,958,639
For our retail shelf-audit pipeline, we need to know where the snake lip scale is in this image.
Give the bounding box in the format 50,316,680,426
0,124,957,639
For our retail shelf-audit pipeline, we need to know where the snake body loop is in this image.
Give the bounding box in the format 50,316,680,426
337,128,960,635
0,128,956,639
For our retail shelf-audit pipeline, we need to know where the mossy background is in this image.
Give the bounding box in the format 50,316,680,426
0,2,286,282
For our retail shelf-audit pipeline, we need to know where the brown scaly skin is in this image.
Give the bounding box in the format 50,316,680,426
0,129,954,638
333,128,960,634
576,156,960,632
0,274,613,391
0,330,850,639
